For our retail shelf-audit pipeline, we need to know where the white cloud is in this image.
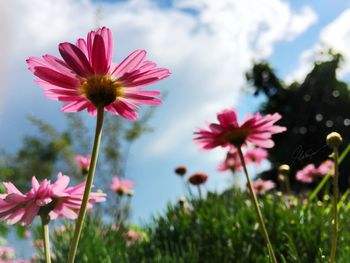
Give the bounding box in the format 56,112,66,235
287,8,350,83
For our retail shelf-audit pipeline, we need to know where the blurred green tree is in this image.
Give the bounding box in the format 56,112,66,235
246,50,350,191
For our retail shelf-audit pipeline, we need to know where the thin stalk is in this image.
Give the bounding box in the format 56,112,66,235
237,147,277,263
309,143,350,201
67,106,104,263
330,148,339,263
41,215,51,263
197,185,202,200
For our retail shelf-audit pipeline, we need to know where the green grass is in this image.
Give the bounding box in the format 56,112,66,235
36,189,350,263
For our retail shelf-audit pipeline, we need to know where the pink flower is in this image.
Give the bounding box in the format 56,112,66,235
26,27,171,121
296,160,334,183
218,147,268,172
244,147,268,164
194,109,286,150
123,229,144,245
251,179,276,194
0,246,15,259
218,149,243,172
109,176,134,196
0,173,106,225
76,154,91,175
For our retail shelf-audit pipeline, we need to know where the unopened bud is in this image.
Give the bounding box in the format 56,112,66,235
174,166,187,176
326,132,343,148
279,164,290,175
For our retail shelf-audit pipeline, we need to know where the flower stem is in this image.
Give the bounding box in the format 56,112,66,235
67,106,104,263
330,147,339,263
40,214,51,263
237,147,277,263
197,185,202,200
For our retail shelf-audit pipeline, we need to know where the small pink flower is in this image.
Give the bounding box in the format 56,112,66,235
123,229,143,245
244,147,268,164
296,160,334,183
0,173,106,225
76,154,91,174
24,230,31,238
26,27,170,121
194,109,286,150
251,179,276,194
218,149,243,172
109,176,134,196
218,147,268,172
0,246,15,259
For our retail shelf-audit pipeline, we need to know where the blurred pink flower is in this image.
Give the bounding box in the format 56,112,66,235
218,147,268,172
76,154,91,174
0,173,106,225
244,147,268,164
251,179,276,194
24,230,31,238
109,176,134,196
26,27,171,121
296,160,334,183
0,246,15,259
218,149,243,172
123,229,143,245
194,109,286,150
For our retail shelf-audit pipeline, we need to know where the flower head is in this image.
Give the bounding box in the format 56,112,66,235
194,109,286,150
109,176,134,196
188,173,208,185
76,154,91,175
218,149,243,172
296,160,334,183
244,147,268,163
0,173,106,225
218,147,268,172
174,166,187,176
251,179,276,194
26,27,171,120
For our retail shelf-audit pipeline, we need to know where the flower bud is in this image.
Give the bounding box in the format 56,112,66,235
175,166,187,176
326,132,343,148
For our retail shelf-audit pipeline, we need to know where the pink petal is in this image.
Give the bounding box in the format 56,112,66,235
59,42,94,78
111,50,146,79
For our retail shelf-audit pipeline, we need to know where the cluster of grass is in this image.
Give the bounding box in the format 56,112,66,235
36,189,350,263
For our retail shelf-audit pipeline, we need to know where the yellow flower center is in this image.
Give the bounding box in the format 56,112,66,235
80,75,123,107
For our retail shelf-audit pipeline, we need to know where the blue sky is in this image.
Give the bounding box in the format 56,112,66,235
1,0,350,258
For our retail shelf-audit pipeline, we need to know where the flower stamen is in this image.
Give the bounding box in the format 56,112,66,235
80,75,123,107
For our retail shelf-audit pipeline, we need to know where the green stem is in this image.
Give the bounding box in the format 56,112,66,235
309,143,350,201
237,147,277,263
67,107,104,263
41,214,51,263
197,185,202,200
330,148,339,263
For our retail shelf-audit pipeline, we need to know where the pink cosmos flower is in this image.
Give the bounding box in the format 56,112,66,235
218,147,268,172
76,154,91,175
296,160,334,183
0,246,15,259
244,147,268,164
26,27,171,120
251,179,276,194
123,229,143,246
218,149,243,172
109,176,134,196
194,109,286,150
0,173,106,225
